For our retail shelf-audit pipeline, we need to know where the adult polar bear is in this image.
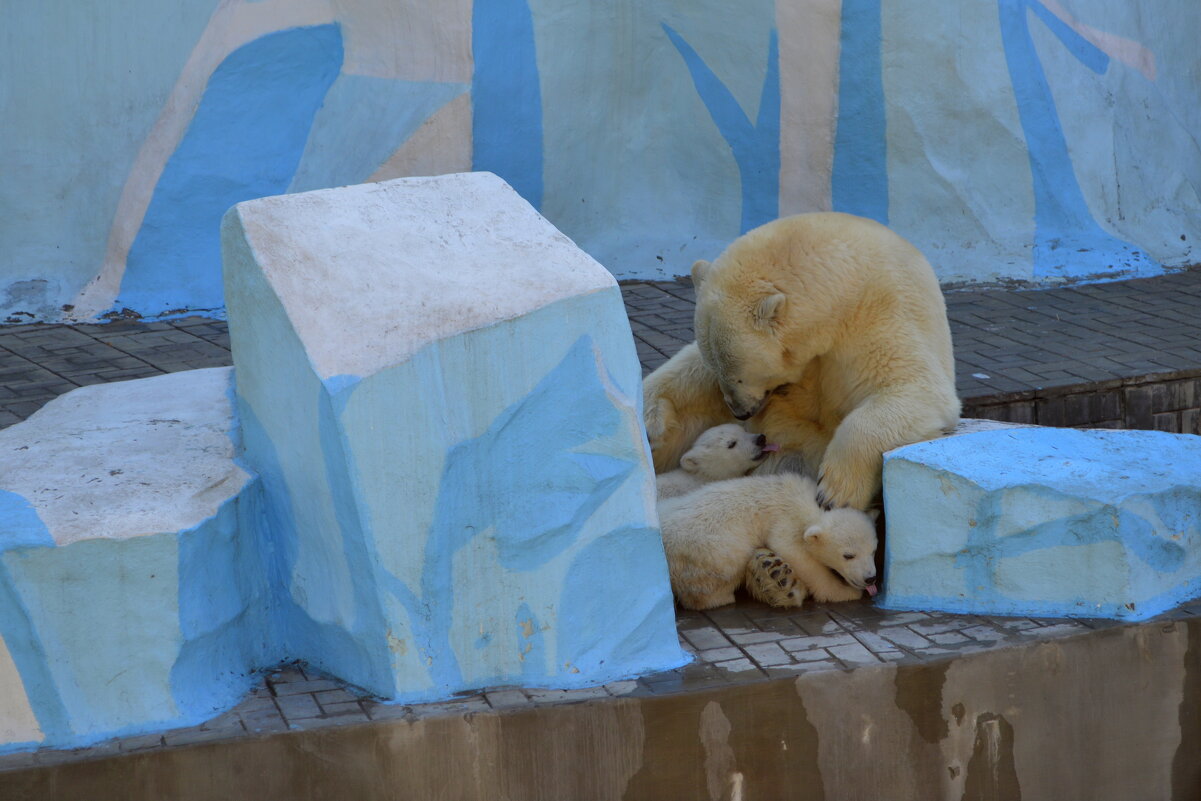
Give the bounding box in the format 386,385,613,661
644,212,960,511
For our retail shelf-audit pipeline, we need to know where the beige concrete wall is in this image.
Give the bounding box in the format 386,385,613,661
4,616,1199,800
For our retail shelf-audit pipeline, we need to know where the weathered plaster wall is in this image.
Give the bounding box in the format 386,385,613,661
3,0,1198,321
5,617,1200,800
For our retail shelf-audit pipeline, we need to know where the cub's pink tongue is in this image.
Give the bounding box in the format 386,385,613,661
762,443,781,453
865,584,879,597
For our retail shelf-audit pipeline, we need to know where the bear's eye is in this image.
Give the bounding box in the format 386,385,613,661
727,441,737,449
843,553,855,560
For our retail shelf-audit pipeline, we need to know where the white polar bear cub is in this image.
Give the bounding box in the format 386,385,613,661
658,473,877,610
655,423,777,500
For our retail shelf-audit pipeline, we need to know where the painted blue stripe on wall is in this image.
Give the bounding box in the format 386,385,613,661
116,24,343,316
663,24,780,233
472,0,543,208
832,0,888,224
999,0,1159,279
288,76,467,194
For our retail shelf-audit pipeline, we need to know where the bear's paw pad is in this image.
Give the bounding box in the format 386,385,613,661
745,548,805,608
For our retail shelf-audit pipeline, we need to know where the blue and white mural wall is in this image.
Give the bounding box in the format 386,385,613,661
3,0,1198,321
3,0,471,322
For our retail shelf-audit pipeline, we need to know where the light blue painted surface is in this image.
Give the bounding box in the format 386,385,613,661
0,1,219,320
170,495,266,721
333,291,686,697
223,221,398,696
531,0,771,280
833,0,888,224
881,428,1201,620
0,509,68,750
0,498,267,752
289,76,467,194
0,368,267,753
4,534,183,742
472,0,544,208
662,24,779,233
0,492,54,552
224,192,685,699
997,0,1159,281
115,25,343,316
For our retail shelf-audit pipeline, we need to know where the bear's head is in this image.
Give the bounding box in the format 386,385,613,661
691,259,791,420
679,423,778,480
803,508,879,596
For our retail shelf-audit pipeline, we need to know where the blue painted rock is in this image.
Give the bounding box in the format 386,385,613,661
221,172,686,701
0,368,263,752
881,426,1201,620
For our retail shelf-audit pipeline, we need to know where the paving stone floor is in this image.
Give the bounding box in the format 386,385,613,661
2,269,1199,432
2,268,1201,768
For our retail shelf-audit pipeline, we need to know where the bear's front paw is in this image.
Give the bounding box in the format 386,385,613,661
816,461,873,511
744,549,806,608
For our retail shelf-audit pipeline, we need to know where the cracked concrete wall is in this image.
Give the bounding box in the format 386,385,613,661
4,0,1199,322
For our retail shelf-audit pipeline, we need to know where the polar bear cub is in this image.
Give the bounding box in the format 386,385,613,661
658,473,878,610
655,423,777,500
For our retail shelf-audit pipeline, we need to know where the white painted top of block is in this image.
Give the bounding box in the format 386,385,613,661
228,172,617,380
887,427,1201,501
0,368,251,547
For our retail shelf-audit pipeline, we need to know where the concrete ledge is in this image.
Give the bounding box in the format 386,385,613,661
881,427,1201,620
2,614,1198,800
0,369,265,751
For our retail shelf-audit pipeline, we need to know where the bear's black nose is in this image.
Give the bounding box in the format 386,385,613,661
864,575,877,585
755,434,766,447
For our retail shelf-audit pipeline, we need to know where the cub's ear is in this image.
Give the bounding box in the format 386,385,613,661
680,453,700,473
868,508,881,523
691,260,712,288
753,292,786,331
803,524,822,543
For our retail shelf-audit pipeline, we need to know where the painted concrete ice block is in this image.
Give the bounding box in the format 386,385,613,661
0,368,266,752
222,172,686,702
881,427,1201,620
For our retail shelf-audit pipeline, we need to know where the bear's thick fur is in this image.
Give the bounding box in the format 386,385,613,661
655,423,775,500
643,212,960,511
657,473,877,610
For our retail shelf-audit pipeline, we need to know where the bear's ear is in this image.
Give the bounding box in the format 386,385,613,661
691,260,712,288
868,508,881,523
803,524,822,543
680,453,699,473
753,292,786,331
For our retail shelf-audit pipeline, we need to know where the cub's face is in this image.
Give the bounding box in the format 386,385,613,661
692,261,791,421
804,509,879,594
679,423,775,480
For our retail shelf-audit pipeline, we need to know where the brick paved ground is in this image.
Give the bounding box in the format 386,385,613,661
2,268,1201,768
2,269,1200,429
625,267,1201,398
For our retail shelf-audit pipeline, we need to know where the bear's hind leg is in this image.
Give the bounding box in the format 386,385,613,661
744,548,806,608
676,587,738,610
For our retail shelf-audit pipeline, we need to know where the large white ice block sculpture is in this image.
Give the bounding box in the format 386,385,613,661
221,172,685,701
881,427,1201,620
0,368,265,752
